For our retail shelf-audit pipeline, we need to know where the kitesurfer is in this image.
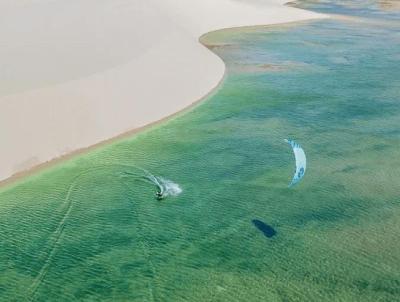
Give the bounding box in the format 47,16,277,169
156,191,164,200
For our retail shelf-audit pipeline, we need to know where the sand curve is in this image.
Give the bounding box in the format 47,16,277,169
0,0,325,182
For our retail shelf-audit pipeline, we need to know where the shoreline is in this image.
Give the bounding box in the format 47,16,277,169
0,1,326,188
0,58,227,190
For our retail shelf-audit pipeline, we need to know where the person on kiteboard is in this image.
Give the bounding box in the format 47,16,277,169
156,190,164,200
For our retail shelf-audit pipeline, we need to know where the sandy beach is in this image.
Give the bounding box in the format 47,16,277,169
0,0,324,183
1,1,400,300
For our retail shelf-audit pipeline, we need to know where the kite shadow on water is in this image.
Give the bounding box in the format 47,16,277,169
252,219,277,238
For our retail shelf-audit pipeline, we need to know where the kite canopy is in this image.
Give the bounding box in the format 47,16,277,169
285,139,307,187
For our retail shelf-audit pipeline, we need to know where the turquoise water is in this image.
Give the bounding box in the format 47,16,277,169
0,1,399,301
289,0,400,21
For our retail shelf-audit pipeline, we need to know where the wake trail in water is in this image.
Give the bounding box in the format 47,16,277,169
142,171,183,198
26,164,181,301
27,171,85,301
121,168,182,198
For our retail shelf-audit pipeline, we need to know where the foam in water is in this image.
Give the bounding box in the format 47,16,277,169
144,173,183,198
2,1,399,300
120,168,182,198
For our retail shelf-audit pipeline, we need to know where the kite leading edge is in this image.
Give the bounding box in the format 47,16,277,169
285,139,307,187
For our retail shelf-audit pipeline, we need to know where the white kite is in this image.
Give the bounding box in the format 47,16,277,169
285,139,307,187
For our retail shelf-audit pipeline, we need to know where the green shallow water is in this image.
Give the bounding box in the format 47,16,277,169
1,1,400,301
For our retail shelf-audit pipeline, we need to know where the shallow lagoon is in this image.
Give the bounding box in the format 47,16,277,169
0,1,399,301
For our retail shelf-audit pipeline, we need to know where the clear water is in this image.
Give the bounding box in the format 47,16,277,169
288,0,400,21
0,1,399,301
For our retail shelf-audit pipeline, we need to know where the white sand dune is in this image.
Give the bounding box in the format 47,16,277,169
0,0,324,182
